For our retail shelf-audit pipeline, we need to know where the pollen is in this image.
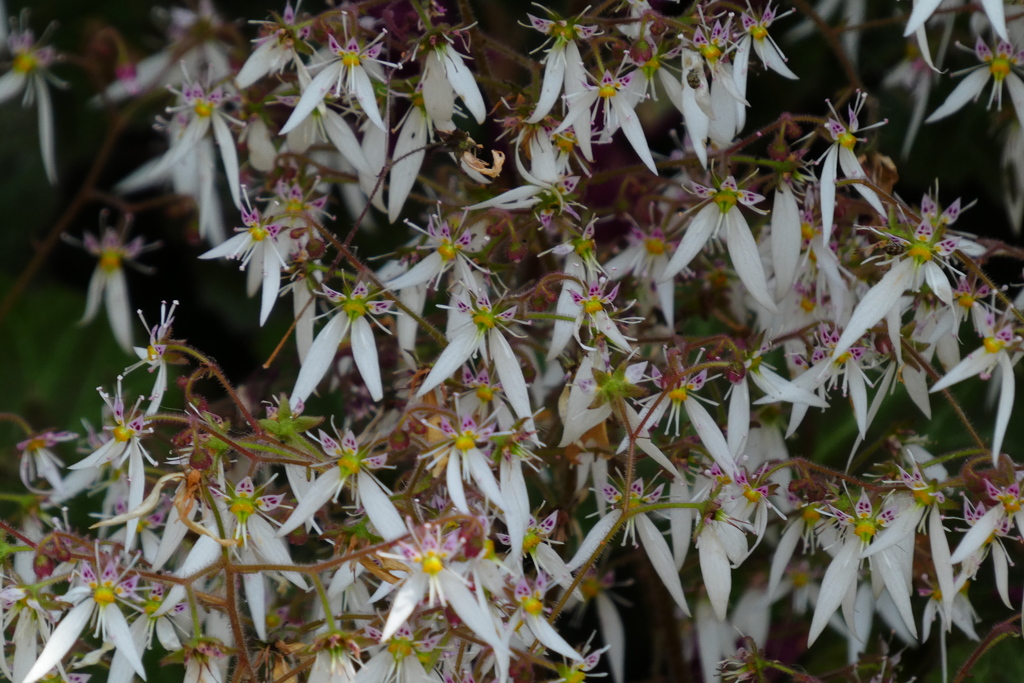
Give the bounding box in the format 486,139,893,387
1000,496,1021,514
854,520,876,541
438,242,456,261
99,250,122,273
912,488,935,506
473,312,496,329
93,586,117,605
714,191,738,213
668,387,688,402
229,498,256,517
341,53,362,68
957,294,976,309
800,297,816,312
598,83,618,99
421,552,444,575
750,25,769,41
983,337,1006,354
907,244,932,262
523,596,544,616
743,488,762,503
13,53,38,74
837,131,857,150
338,454,360,477
193,100,214,118
112,425,133,443
343,300,367,317
700,44,722,63
990,58,1011,81
475,385,494,402
454,435,476,451
644,237,665,255
388,639,414,660
583,299,604,315
523,532,541,553
248,225,269,242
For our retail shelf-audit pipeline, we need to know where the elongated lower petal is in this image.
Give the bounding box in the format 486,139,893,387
23,599,94,683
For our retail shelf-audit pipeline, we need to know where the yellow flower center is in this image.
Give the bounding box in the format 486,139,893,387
146,345,160,361
983,336,1006,354
286,199,304,214
93,586,117,605
388,639,414,659
837,131,857,150
248,225,269,242
553,131,577,153
454,435,476,452
800,297,816,312
792,571,809,588
834,351,852,365
644,237,665,255
144,599,161,615
580,576,600,600
13,53,38,74
750,26,768,41
112,425,133,443
193,100,214,118
475,385,494,402
912,488,935,506
563,670,585,683
438,243,456,261
23,436,47,451
700,44,722,63
714,190,738,213
668,387,688,402
1000,495,1021,514
99,250,122,273
801,222,816,241
343,300,367,317
598,84,618,99
743,488,762,503
907,244,932,262
421,552,444,575
342,53,361,68
523,532,540,553
854,520,876,541
229,498,255,517
523,596,544,616
990,58,1011,81
583,298,604,315
801,507,821,524
473,312,496,329
338,454,360,477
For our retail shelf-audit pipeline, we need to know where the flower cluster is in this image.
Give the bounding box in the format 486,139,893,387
3,2,1024,683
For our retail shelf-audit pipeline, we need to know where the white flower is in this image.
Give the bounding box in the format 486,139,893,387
416,292,533,422
199,194,289,326
235,2,310,89
291,281,394,404
818,92,886,244
906,0,1007,42
420,38,486,125
16,428,76,495
512,572,581,660
125,300,178,415
280,22,390,134
0,19,61,183
660,176,777,313
524,11,599,124
554,68,657,174
734,2,798,103
23,560,147,683
926,37,1024,131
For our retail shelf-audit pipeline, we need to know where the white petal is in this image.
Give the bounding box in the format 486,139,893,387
248,516,307,588
416,325,482,397
291,313,350,405
928,506,955,619
441,47,486,123
350,65,385,130
684,398,736,476
980,0,1008,40
637,513,689,615
819,145,839,244
807,538,860,645
242,571,268,641
35,78,57,184
950,506,1002,564
322,109,372,176
613,97,657,175
767,522,803,600
832,258,914,361
925,68,991,123
567,510,622,571
0,70,26,104
281,62,342,135
388,108,428,223
903,0,944,36
437,572,508,655
725,211,777,312
526,614,582,660
698,530,732,621
992,353,1015,463
259,245,282,326
23,600,94,683
489,329,532,420
277,468,342,538
527,47,567,123
661,204,717,281
357,470,406,541
466,449,507,509
870,550,918,638
105,269,134,353
236,40,277,89
380,573,427,641
211,115,241,209
771,184,802,301
351,316,383,401
595,593,626,683
838,147,884,216
447,450,470,514
929,346,993,393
